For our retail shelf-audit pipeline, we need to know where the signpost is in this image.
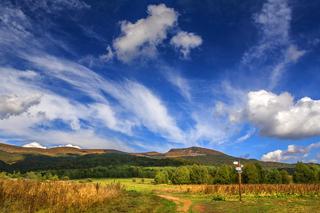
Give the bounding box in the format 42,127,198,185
233,160,243,201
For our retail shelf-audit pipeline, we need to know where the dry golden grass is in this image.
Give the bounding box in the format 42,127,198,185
0,178,123,212
158,184,320,196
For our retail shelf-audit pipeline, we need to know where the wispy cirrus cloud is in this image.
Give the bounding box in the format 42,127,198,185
242,0,306,89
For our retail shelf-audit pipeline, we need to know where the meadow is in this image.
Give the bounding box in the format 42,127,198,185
87,178,320,212
0,177,320,212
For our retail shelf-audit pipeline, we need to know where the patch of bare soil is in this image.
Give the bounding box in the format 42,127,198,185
158,194,192,212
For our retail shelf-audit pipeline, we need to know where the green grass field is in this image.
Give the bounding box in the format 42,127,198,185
81,178,320,213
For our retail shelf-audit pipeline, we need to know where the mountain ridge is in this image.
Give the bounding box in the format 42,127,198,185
0,142,294,169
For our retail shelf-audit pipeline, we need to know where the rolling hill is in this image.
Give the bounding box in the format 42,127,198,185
0,143,294,171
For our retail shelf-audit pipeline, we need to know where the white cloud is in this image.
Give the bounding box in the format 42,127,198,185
106,81,184,142
0,94,41,119
24,54,185,142
242,0,305,89
236,128,255,143
261,142,320,162
269,44,306,89
112,4,178,62
261,149,283,162
99,46,114,62
247,90,320,139
243,0,291,63
254,0,291,46
170,31,202,58
166,72,191,100
23,142,47,149
0,67,133,150
20,0,90,13
57,144,81,149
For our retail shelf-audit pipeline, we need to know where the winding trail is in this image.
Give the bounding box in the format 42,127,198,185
158,194,192,212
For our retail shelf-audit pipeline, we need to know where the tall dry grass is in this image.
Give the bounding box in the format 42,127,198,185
159,184,320,196
0,178,123,212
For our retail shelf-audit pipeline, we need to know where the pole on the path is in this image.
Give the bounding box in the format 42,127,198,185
233,160,243,202
238,167,242,201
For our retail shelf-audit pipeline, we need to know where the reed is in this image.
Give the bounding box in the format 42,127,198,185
0,178,123,212
159,184,320,196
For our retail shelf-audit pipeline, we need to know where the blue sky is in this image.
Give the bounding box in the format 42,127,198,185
1,0,320,163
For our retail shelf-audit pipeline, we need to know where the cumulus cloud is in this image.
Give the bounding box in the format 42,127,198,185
0,94,41,119
246,90,320,139
261,142,320,162
23,142,47,149
170,31,202,58
106,4,203,62
112,4,178,62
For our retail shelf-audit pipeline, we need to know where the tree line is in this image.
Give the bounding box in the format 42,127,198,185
1,162,319,184
154,162,320,184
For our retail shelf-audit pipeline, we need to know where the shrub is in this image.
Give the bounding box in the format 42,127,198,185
212,194,225,201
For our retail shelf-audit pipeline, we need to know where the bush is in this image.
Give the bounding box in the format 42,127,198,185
212,194,225,201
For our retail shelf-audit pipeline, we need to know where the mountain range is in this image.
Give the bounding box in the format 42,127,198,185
0,143,294,170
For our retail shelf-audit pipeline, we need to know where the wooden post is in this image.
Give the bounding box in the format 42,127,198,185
238,171,242,201
233,159,243,202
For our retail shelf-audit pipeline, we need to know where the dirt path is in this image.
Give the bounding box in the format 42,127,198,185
158,194,192,212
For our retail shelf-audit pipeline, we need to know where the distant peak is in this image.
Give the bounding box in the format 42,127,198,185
165,146,223,157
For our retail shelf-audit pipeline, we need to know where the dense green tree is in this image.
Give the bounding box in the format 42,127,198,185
280,170,290,184
213,166,232,184
265,169,282,184
293,162,317,183
189,165,209,184
171,167,190,184
154,170,169,184
243,163,259,184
